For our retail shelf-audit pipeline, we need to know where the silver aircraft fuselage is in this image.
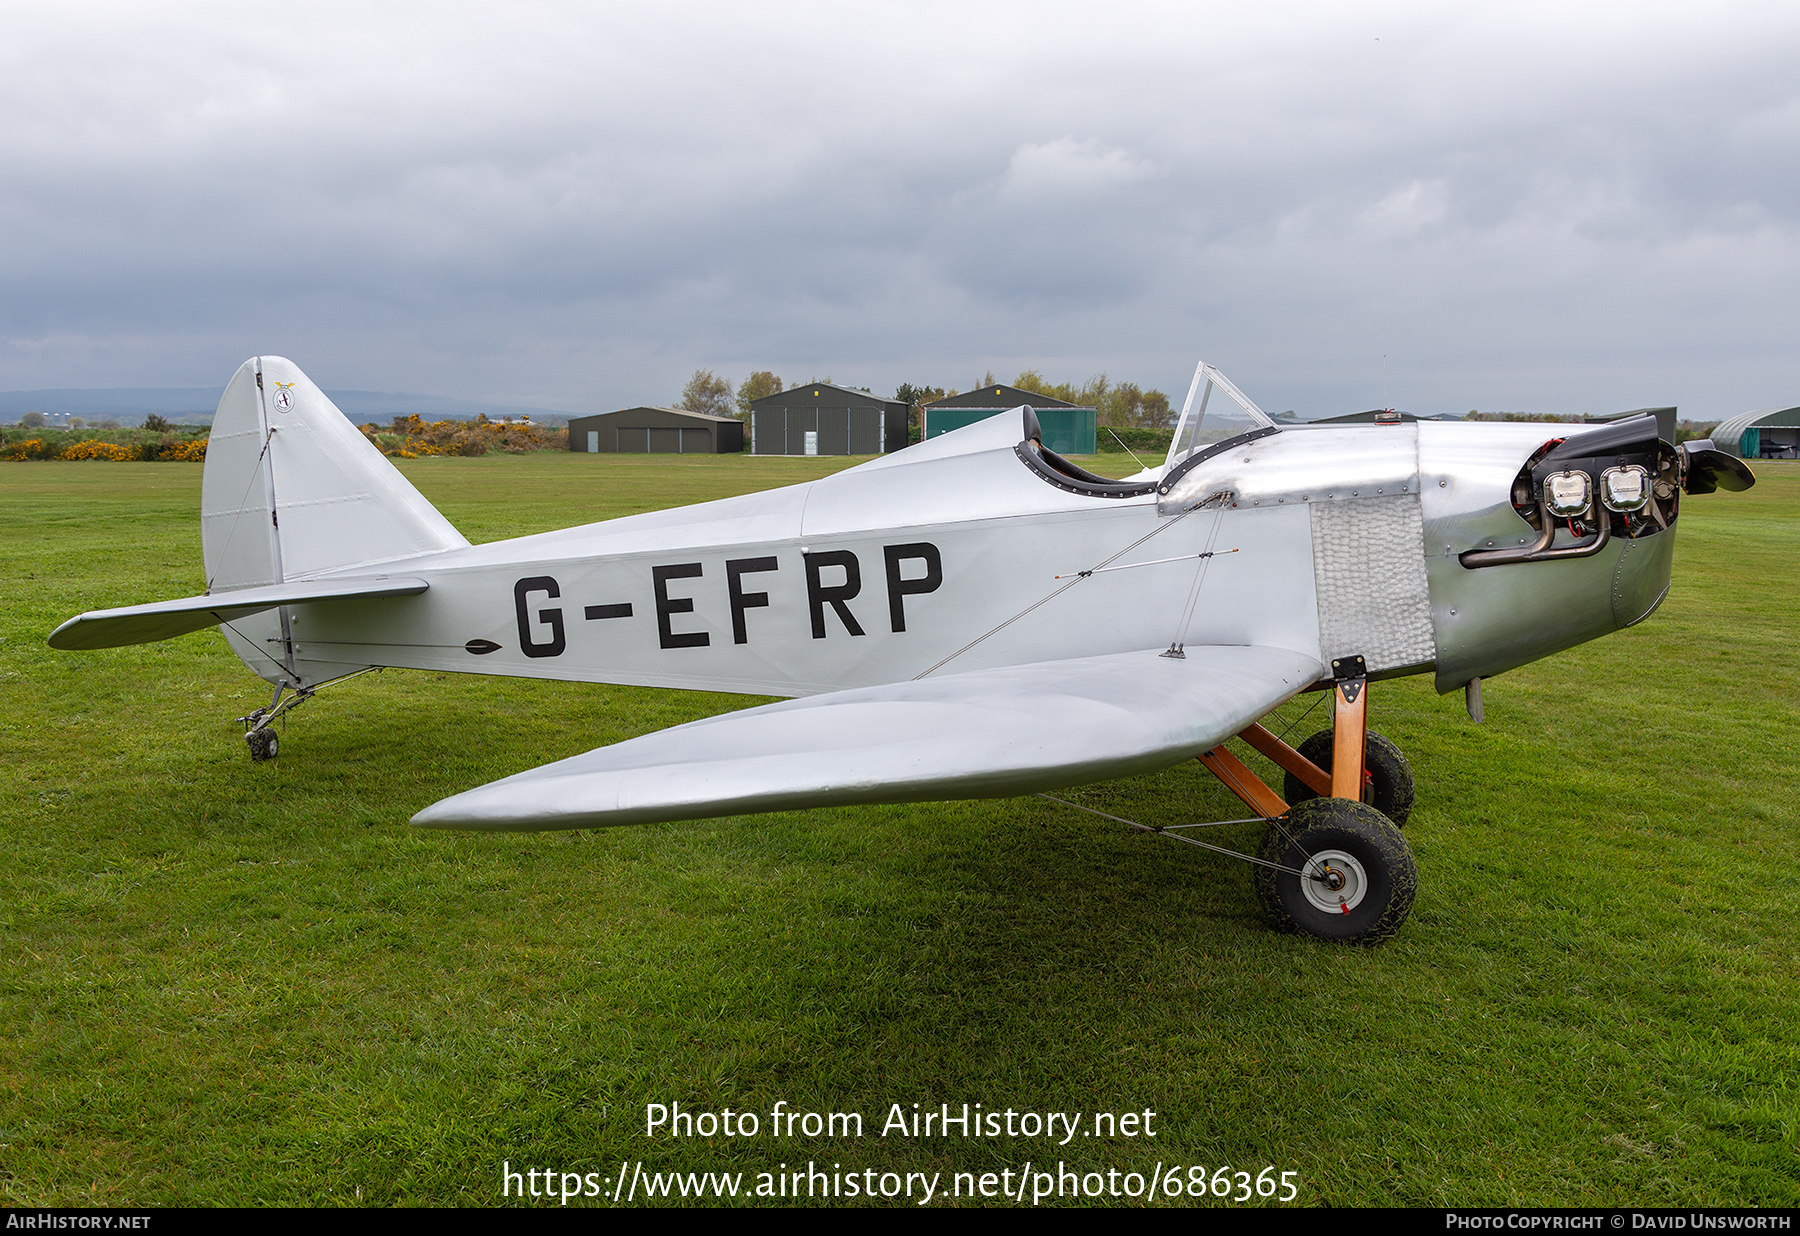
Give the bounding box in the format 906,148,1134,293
217,414,1674,703
53,354,1741,855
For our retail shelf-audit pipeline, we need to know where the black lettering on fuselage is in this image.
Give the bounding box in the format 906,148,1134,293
883,542,943,633
805,550,865,639
514,576,566,658
585,602,633,620
726,556,779,645
652,563,710,649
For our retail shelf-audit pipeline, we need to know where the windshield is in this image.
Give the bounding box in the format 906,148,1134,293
1165,362,1277,468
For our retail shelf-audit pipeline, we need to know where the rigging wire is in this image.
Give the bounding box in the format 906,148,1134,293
1162,495,1230,657
913,502,1201,679
914,491,1235,680
1104,427,1149,471
1037,792,1320,878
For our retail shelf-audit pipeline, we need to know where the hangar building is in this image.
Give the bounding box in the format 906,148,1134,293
1711,406,1800,460
568,407,744,454
920,385,1098,455
747,383,908,456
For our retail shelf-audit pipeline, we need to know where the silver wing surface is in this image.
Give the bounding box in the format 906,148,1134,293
413,644,1324,830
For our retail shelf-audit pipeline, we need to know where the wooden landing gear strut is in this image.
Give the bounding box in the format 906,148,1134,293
1193,655,1419,945
1196,655,1368,817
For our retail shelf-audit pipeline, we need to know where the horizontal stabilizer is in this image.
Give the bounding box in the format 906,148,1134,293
48,576,429,650
413,645,1324,831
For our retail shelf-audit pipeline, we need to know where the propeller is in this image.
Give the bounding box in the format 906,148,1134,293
1680,440,1757,494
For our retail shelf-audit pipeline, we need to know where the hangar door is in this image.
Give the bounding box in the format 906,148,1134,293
617,427,714,453
810,409,883,454
766,408,883,454
846,410,882,455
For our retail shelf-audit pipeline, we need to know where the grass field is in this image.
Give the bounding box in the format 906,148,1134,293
2,451,1796,1207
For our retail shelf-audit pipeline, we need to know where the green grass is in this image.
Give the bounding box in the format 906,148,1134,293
1,453,1796,1207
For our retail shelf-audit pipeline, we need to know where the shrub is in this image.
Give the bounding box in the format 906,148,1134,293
159,439,207,462
59,439,136,461
1096,427,1174,454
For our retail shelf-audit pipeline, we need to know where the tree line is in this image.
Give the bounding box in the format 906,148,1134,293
674,368,1175,429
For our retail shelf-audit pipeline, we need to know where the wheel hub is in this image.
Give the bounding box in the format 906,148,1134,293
1302,848,1367,913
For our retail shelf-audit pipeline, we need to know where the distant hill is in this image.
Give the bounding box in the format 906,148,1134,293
0,387,571,427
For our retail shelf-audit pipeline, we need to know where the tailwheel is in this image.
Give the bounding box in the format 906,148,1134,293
1282,729,1414,826
236,681,319,762
1254,798,1416,944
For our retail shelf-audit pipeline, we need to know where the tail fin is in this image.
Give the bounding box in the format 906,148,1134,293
200,357,469,686
201,357,468,592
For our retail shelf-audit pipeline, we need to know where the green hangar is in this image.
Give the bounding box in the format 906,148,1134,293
1711,406,1800,460
568,407,744,454
920,385,1098,455
747,383,908,455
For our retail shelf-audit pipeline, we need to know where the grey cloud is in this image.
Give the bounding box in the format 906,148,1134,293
4,2,1800,418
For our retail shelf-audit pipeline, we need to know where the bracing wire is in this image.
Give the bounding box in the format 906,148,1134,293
1036,793,1321,878
914,490,1237,680
1165,495,1230,654
1105,427,1149,471
912,506,1203,680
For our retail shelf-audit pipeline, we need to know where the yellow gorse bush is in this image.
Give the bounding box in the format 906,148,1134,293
359,417,567,458
1,435,209,462
59,440,137,461
5,413,569,463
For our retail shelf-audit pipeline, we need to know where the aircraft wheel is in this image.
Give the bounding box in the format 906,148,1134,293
246,727,279,761
1282,729,1414,826
1253,799,1416,945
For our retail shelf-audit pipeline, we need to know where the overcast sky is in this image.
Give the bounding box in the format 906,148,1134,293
4,0,1799,419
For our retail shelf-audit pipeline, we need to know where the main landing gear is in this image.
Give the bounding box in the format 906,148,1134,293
1216,654,1417,943
1281,729,1415,826
1253,798,1416,944
1222,655,1418,943
1044,654,1419,945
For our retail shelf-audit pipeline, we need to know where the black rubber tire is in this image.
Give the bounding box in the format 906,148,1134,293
1281,729,1414,826
246,727,278,761
1253,798,1417,945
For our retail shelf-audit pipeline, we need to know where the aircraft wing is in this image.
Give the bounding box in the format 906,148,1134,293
413,645,1325,830
47,576,430,650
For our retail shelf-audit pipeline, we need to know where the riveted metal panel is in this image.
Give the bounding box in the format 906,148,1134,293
1158,425,1419,516
1612,526,1676,628
1416,421,1582,559
1428,543,1625,691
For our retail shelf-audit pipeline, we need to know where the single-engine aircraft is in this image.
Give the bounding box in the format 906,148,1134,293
49,358,1756,943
